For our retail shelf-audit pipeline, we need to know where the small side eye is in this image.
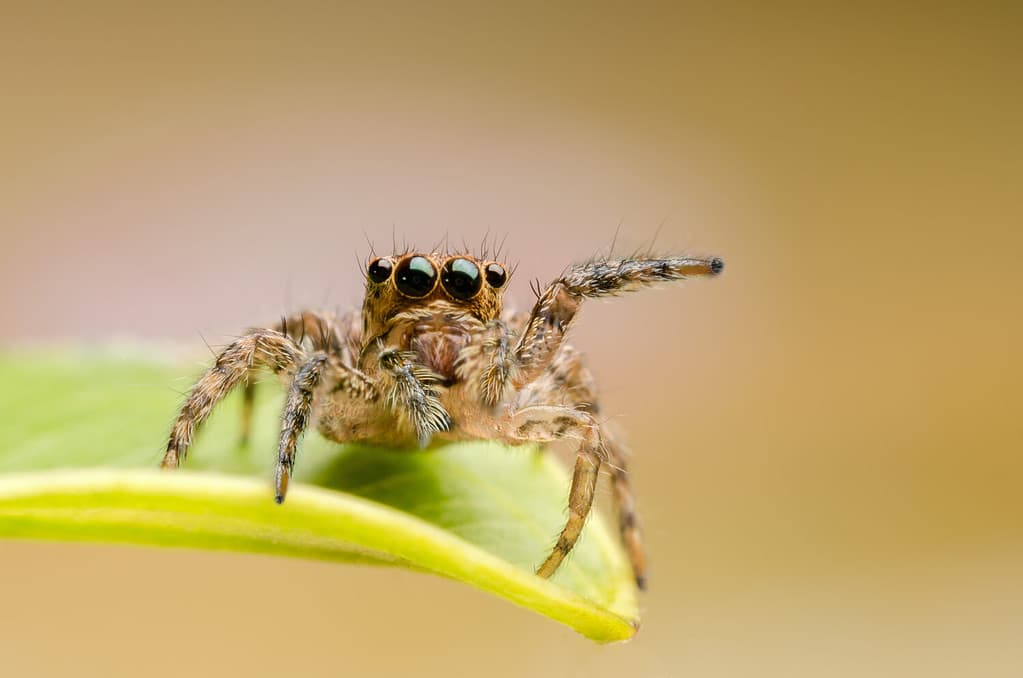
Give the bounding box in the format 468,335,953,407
367,258,393,283
441,258,482,300
394,255,438,298
484,262,507,289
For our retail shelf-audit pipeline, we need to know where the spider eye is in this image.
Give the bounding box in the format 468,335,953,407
394,255,438,298
484,262,507,289
441,258,482,300
367,258,393,283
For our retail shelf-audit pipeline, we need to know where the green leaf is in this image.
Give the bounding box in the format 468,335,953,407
0,351,639,641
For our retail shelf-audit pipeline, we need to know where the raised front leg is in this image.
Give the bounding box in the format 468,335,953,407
514,256,723,385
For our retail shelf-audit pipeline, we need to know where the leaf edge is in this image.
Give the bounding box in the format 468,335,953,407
0,469,639,643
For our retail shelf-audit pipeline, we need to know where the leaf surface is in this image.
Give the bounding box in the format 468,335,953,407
0,352,639,641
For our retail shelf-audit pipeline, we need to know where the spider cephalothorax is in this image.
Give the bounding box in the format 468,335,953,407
162,247,724,588
361,252,509,383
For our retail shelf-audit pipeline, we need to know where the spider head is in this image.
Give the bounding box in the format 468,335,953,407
362,252,509,341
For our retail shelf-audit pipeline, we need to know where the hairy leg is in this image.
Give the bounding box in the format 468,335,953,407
239,310,359,445
273,352,328,503
455,317,518,406
275,353,379,502
605,438,647,589
378,348,452,447
515,256,723,386
163,329,303,468
455,309,528,407
276,310,353,354
516,346,649,588
501,405,607,579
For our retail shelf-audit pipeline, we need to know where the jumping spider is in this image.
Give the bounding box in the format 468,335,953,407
162,248,724,588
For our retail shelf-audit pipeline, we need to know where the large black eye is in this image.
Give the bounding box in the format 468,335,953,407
441,258,482,300
484,262,507,289
367,258,393,283
394,255,437,298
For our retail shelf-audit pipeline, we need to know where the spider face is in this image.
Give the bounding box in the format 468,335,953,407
362,253,509,363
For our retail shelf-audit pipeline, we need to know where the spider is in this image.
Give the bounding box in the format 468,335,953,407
161,247,724,588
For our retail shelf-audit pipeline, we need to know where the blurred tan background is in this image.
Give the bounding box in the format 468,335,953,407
2,2,1021,676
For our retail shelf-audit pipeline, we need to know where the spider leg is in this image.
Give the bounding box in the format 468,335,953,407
239,376,256,448
501,405,607,580
378,348,452,447
238,310,355,447
455,316,520,407
513,345,649,588
515,256,723,385
277,309,351,355
162,329,303,468
605,439,646,589
274,352,329,503
275,351,378,502
462,301,655,585
517,345,649,588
